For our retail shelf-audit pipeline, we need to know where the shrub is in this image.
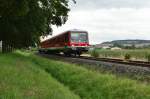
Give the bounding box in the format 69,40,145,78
124,53,131,60
146,54,150,62
90,49,99,58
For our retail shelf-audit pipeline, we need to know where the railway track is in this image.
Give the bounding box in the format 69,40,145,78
39,53,150,68
38,53,150,76
78,56,150,68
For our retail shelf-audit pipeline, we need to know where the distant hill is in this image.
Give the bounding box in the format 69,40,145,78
102,40,150,45
96,40,150,48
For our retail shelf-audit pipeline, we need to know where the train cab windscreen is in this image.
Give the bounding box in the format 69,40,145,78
71,32,88,43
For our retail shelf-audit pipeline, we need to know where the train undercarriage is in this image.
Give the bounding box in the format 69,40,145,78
39,47,89,56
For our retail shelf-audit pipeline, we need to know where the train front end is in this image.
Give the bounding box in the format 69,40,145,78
67,31,90,56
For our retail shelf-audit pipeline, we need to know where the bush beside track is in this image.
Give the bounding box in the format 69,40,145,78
0,52,79,99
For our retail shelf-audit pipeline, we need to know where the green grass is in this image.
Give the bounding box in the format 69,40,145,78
0,52,80,99
30,53,150,99
1,51,150,99
89,49,150,60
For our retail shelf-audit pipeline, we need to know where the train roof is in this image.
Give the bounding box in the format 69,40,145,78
67,29,88,33
41,29,88,43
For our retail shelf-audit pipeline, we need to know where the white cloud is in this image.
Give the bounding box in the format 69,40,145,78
41,1,150,44
70,0,150,10
51,8,150,44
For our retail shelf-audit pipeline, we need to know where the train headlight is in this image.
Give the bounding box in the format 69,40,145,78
72,47,76,50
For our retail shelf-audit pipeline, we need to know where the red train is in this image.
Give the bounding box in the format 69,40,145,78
39,29,90,56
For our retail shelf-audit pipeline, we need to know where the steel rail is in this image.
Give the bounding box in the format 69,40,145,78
38,53,150,68
77,56,150,67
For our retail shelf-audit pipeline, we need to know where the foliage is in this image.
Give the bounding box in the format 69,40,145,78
146,54,150,62
124,53,131,60
113,42,123,48
0,52,80,99
90,49,99,58
0,0,72,52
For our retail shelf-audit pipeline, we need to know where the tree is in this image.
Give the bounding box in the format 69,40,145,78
0,0,72,53
113,43,122,48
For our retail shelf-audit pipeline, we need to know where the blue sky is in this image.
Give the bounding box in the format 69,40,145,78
48,0,150,44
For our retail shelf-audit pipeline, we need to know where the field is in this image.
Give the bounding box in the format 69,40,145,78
90,49,150,61
0,51,150,99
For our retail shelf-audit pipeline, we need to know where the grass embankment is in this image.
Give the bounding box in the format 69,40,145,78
1,51,150,99
0,52,79,99
31,53,150,99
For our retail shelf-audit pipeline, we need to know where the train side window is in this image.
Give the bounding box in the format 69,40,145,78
65,33,68,42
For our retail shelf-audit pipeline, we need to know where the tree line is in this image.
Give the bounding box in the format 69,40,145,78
0,0,73,53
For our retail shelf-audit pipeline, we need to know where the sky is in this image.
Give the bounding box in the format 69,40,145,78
49,0,150,44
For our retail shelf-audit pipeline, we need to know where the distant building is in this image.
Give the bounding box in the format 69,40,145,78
122,43,150,48
122,44,133,47
95,43,113,48
111,47,122,50
102,46,111,49
135,43,150,48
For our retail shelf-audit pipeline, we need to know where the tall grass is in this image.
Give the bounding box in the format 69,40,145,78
30,53,150,99
91,49,150,60
90,49,99,57
0,53,80,99
146,54,150,62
